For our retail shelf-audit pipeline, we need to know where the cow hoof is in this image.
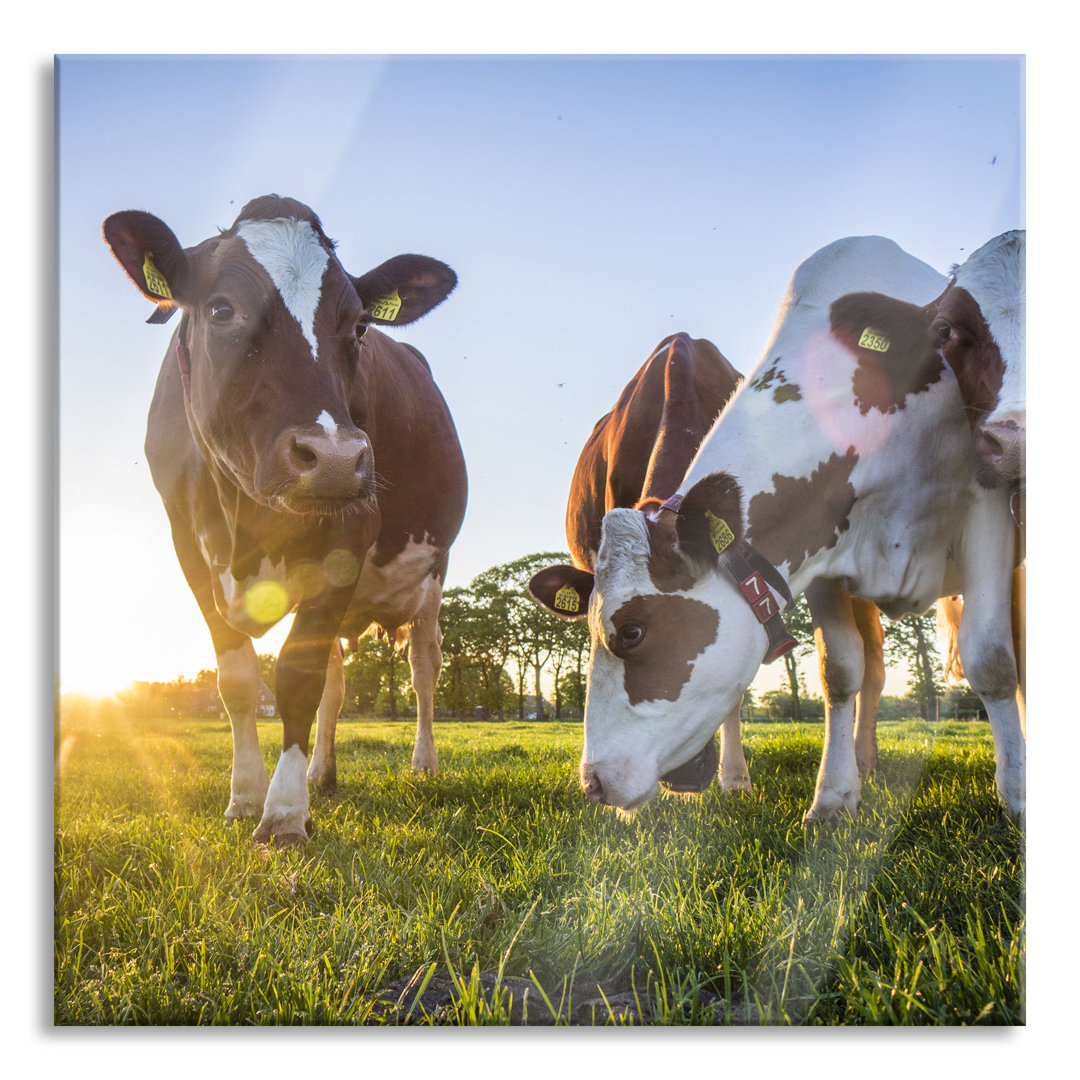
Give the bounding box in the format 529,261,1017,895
719,774,753,794
307,766,337,796
803,799,859,826
252,809,313,846
252,817,312,847
411,758,439,776
856,755,878,776
224,797,264,820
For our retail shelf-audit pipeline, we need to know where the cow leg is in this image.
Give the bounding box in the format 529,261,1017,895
307,637,343,795
718,697,752,792
851,599,885,775
804,579,864,823
167,523,269,820
953,496,1024,819
217,637,271,819
407,579,442,775
253,592,352,845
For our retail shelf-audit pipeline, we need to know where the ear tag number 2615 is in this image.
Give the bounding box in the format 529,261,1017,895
554,585,581,614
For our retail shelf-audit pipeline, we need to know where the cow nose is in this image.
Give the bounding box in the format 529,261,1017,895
974,417,1024,487
974,424,1005,466
581,765,605,804
286,428,371,493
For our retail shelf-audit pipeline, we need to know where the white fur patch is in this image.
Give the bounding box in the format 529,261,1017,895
316,409,338,436
237,218,329,362
352,535,441,614
260,744,311,834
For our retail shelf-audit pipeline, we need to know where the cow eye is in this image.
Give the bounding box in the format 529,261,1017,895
355,322,369,341
208,299,234,323
932,320,952,344
616,623,647,649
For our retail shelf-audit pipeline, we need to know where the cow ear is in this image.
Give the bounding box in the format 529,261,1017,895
528,565,594,620
351,254,457,326
675,472,745,569
829,291,935,360
103,211,190,319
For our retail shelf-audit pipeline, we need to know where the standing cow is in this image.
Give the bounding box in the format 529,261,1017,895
531,332,748,792
532,234,1024,822
104,195,467,844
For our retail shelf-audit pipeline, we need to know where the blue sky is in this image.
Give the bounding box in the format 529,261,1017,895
57,54,1023,695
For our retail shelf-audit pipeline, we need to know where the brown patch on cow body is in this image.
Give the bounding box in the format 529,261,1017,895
750,360,802,403
933,284,1006,427
607,594,719,706
829,292,946,415
747,449,859,576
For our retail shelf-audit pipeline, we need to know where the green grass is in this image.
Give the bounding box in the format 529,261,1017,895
53,710,1024,1025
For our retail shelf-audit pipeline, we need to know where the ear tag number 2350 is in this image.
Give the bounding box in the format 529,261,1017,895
858,326,890,353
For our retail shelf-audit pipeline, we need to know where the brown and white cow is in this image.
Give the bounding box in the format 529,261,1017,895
837,230,1026,772
532,234,1024,822
104,195,467,844
530,332,747,792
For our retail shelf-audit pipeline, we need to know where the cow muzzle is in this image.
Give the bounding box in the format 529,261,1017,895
659,737,719,793
270,425,375,514
974,416,1024,490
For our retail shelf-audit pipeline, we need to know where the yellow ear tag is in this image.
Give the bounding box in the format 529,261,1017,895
554,584,581,613
142,252,172,300
858,327,890,353
368,290,403,322
705,511,735,554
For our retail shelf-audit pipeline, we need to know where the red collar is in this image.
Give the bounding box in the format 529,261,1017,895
659,493,797,663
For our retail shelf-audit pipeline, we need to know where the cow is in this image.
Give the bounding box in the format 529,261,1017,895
104,195,467,844
530,234,1024,823
839,230,1026,771
531,332,747,792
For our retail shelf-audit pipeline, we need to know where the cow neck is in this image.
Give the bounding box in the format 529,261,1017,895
176,313,192,400
659,493,797,663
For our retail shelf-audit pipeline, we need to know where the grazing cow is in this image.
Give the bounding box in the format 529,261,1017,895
104,195,467,844
531,235,1024,822
841,230,1026,771
532,332,747,792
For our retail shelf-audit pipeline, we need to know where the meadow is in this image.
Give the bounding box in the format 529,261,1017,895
53,711,1024,1025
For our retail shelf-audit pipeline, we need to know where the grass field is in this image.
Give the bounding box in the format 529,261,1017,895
53,710,1024,1025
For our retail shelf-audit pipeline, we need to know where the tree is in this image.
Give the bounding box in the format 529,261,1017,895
883,609,945,721
777,595,817,723
470,552,570,720
343,633,411,718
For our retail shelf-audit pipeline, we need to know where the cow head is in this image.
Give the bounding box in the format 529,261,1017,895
939,230,1025,489
530,474,770,810
104,195,456,516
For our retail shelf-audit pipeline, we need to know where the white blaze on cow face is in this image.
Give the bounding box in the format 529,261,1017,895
236,218,330,362
316,410,338,436
581,508,766,810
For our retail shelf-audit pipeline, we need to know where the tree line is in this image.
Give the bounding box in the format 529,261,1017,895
68,552,985,723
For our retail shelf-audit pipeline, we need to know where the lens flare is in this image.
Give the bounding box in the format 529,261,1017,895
324,549,360,588
244,580,290,624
